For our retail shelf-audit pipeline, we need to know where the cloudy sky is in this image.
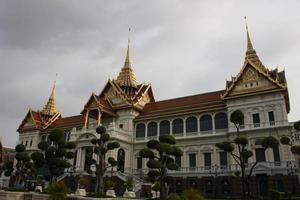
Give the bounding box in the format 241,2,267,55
1,0,300,146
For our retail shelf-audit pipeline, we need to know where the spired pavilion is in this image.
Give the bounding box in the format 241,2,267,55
16,26,299,197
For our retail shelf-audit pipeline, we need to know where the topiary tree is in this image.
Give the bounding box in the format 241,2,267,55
90,125,120,195
31,129,76,183
216,110,279,199
0,160,14,177
13,144,34,187
280,120,300,155
139,135,183,199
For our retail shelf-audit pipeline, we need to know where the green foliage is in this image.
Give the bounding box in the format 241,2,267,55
91,138,98,145
33,129,76,183
148,170,160,178
166,193,182,200
48,181,70,200
294,120,300,131
65,142,76,149
139,148,154,158
126,176,134,191
216,141,234,152
181,188,205,200
66,151,75,159
147,160,163,169
101,133,110,142
157,143,173,154
159,135,176,144
172,146,183,156
233,137,248,146
230,110,244,126
38,141,49,151
261,136,279,149
152,181,160,192
242,150,253,159
96,126,106,134
147,140,159,149
105,180,115,189
280,136,291,145
167,162,179,170
49,129,64,142
107,142,120,150
139,134,181,199
15,144,26,152
269,190,280,200
107,157,117,166
90,126,120,195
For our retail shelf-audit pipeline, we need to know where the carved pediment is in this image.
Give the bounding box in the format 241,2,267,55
223,63,284,98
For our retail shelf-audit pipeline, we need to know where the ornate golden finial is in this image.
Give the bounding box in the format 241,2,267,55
116,28,138,88
244,16,253,51
41,75,59,116
243,17,265,70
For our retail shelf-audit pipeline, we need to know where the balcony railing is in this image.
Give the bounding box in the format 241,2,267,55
129,161,298,177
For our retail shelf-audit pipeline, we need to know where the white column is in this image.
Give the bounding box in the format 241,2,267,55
75,148,82,170
81,148,86,170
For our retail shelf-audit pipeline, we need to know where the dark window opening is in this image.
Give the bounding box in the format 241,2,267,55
147,122,158,137
215,113,228,129
172,118,183,134
186,117,198,133
253,113,260,127
136,123,146,138
189,153,196,168
160,120,170,135
255,148,266,162
200,115,213,132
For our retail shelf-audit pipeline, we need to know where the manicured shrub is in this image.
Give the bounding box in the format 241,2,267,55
181,188,206,200
48,181,69,200
166,193,182,200
269,189,280,200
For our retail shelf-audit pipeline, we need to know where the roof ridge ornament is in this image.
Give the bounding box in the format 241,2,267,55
116,28,138,89
41,74,59,116
243,16,265,71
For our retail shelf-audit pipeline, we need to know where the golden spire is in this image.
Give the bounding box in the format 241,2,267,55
244,17,265,70
41,76,59,116
116,28,138,88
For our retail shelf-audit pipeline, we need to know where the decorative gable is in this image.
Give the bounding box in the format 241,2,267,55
222,61,287,99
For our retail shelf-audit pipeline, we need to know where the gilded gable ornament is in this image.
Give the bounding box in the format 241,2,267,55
243,68,258,82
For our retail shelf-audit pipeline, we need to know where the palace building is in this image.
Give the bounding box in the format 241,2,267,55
16,27,299,196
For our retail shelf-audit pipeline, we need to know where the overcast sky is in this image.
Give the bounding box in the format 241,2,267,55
1,0,300,147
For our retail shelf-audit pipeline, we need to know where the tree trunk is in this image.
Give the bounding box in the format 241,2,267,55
160,168,167,199
95,154,105,195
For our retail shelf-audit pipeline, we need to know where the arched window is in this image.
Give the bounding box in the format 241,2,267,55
186,117,198,133
200,115,212,131
215,113,228,129
136,123,146,138
172,118,183,134
117,148,125,173
160,120,170,135
147,122,158,137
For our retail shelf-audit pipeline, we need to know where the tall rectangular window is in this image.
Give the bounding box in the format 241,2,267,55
273,147,280,162
253,113,260,127
204,152,211,169
219,151,227,168
137,157,143,169
268,111,275,126
255,148,266,162
189,153,196,168
175,155,181,167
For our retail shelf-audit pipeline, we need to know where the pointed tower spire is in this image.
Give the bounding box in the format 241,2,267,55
41,75,59,116
116,28,138,88
244,17,265,70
